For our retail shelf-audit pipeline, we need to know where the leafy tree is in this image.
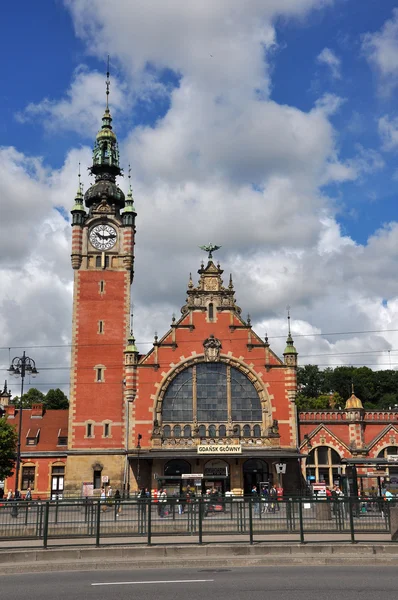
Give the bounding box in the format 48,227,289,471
0,417,17,480
297,365,329,398
12,387,44,409
44,388,69,410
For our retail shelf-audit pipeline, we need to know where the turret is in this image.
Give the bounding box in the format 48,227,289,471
283,310,298,367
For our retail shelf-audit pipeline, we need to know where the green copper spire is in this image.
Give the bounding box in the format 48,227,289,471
84,57,125,211
71,164,86,223
124,165,136,213
284,307,297,355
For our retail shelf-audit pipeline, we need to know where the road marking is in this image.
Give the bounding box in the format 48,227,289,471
92,579,214,586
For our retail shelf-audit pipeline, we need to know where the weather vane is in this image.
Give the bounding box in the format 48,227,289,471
199,243,221,260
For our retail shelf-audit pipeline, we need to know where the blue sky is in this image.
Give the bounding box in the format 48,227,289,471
3,0,398,390
3,1,398,243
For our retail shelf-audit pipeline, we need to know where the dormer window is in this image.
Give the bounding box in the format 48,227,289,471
57,428,68,446
26,428,40,446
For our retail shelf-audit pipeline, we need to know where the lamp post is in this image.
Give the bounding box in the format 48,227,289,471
136,433,142,491
8,351,39,496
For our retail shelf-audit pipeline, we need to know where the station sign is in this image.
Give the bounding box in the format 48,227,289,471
181,473,203,479
197,445,242,454
387,455,398,463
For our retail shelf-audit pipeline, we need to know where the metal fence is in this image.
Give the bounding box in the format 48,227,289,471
0,497,394,548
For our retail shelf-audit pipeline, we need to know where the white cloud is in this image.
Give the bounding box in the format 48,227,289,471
5,0,398,402
16,65,128,137
362,8,398,94
378,115,398,151
317,47,341,79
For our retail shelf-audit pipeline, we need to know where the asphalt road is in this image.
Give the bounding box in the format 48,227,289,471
1,566,397,600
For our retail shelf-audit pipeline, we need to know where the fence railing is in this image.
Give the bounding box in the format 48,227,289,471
0,497,394,548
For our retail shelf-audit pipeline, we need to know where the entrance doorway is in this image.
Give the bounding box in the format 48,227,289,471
243,459,269,495
203,459,230,495
161,459,191,496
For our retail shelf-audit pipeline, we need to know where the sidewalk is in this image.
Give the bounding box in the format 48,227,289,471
1,534,398,575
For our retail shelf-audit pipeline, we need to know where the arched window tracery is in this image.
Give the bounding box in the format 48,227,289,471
161,363,262,426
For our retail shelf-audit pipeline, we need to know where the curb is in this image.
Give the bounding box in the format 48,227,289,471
2,543,398,574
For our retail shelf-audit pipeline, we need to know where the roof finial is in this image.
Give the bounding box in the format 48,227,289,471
229,273,233,290
287,305,291,336
199,243,221,260
106,55,110,110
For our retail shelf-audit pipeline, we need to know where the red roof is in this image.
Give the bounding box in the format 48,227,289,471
6,408,68,452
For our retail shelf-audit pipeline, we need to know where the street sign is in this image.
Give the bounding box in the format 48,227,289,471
387,455,398,463
275,463,286,474
181,473,203,479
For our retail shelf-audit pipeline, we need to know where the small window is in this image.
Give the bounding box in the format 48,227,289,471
98,320,104,334
233,424,241,437
99,280,105,293
87,423,93,438
96,368,103,382
93,470,102,489
183,425,191,438
96,256,101,267
208,303,214,320
253,424,261,437
22,466,35,490
26,438,37,446
105,256,110,268
57,436,67,446
208,424,216,438
198,425,206,437
104,423,110,438
52,466,65,475
243,424,251,437
163,425,171,438
173,425,181,438
218,425,226,437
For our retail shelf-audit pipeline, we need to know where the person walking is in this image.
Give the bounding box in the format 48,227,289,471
269,485,277,513
251,485,259,515
159,488,167,517
114,489,121,515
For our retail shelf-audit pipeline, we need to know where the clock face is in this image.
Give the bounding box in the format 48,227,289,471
89,224,117,250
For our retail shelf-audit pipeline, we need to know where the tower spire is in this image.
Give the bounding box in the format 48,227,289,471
84,57,125,211
284,305,297,361
106,55,110,110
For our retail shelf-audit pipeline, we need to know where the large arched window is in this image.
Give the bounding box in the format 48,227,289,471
377,446,398,480
305,446,342,487
162,363,262,423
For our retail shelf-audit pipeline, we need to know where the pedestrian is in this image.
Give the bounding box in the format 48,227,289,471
261,486,269,513
251,485,259,515
7,490,12,501
100,487,107,511
25,487,32,501
114,489,121,515
269,485,277,513
159,488,167,517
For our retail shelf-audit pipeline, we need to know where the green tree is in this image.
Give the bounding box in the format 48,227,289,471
0,417,17,480
44,388,69,410
297,365,329,398
12,387,45,409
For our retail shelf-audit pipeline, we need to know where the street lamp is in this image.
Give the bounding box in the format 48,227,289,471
136,433,142,490
8,351,39,496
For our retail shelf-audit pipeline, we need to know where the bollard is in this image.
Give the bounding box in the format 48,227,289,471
248,497,254,545
95,499,101,547
43,502,50,549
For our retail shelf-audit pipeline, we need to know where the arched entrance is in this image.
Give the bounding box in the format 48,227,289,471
160,459,191,496
203,459,230,495
243,459,269,495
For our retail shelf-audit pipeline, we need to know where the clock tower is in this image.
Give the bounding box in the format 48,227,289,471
66,74,136,494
